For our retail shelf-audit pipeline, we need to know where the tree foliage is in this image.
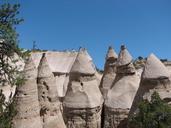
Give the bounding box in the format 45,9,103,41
0,2,23,85
0,90,17,128
129,91,171,128
0,2,23,128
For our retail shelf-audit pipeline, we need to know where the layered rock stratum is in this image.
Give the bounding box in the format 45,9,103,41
12,57,42,128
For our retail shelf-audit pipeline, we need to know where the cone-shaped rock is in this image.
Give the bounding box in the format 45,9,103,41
143,53,170,79
63,48,103,128
129,53,171,122
70,48,95,75
100,46,118,99
104,45,140,128
37,53,66,128
105,46,118,60
12,57,42,128
117,45,133,66
116,45,135,75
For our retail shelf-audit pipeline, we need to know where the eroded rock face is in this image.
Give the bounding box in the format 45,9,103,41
100,46,118,99
104,107,129,128
64,107,102,128
37,53,66,128
129,54,171,119
104,45,140,128
31,51,78,98
12,57,42,128
63,48,104,128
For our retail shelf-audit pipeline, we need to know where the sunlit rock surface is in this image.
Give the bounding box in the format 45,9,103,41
37,53,66,128
12,57,42,128
3,47,171,128
129,54,171,119
104,45,140,128
63,48,104,128
100,46,118,99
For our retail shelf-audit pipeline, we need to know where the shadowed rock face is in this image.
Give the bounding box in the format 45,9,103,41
104,45,140,128
12,57,42,128
63,48,104,128
100,46,118,99
37,53,66,128
129,54,171,118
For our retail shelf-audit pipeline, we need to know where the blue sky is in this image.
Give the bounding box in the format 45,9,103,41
7,0,171,69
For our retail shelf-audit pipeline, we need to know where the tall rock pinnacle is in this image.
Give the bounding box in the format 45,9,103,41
129,53,171,120
12,57,42,128
104,45,140,128
63,48,103,128
37,53,66,128
100,46,118,99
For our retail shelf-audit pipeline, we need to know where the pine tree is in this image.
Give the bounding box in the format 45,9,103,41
0,2,23,128
129,91,171,128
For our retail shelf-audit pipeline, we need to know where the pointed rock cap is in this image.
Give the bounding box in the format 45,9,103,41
142,53,170,79
70,48,96,75
38,53,53,78
117,45,133,66
24,57,37,79
105,46,118,60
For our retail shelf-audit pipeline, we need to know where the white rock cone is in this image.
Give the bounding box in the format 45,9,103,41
100,46,118,99
104,45,140,128
12,57,42,128
37,53,66,128
63,48,103,128
129,53,171,118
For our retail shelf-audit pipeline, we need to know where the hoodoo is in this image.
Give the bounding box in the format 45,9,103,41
129,53,171,118
37,53,66,128
104,45,140,128
12,57,42,128
100,46,118,99
63,48,104,128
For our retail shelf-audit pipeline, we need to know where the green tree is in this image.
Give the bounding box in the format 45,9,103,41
0,2,23,85
129,91,171,128
0,2,23,128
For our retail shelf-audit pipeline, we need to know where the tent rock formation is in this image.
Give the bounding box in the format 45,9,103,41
63,48,104,128
100,46,118,99
9,46,171,128
12,57,42,128
37,53,66,128
104,45,140,128
129,53,171,120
